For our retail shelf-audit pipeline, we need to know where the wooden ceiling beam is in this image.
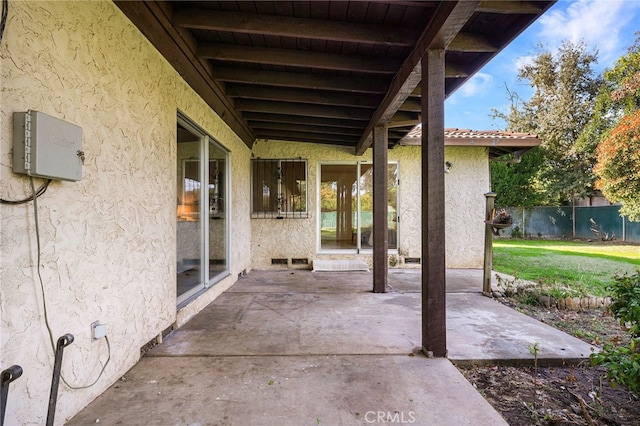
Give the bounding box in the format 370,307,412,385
225,85,381,108
444,2,555,97
254,130,359,145
114,1,255,148
399,98,421,112
477,1,543,14
198,43,401,74
235,99,374,120
251,122,363,137
448,32,498,52
118,0,554,150
387,119,420,128
390,111,421,125
355,0,480,155
445,61,470,78
174,8,419,47
243,112,369,129
211,66,390,94
388,129,412,140
366,1,440,7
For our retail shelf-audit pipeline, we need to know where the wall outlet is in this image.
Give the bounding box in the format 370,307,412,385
91,320,107,341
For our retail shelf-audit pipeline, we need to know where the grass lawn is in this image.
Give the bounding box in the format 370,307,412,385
492,239,640,297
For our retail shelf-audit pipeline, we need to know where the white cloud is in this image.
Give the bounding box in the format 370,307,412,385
537,0,639,62
514,55,536,71
457,72,494,97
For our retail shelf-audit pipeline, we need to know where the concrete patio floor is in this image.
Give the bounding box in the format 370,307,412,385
67,269,596,425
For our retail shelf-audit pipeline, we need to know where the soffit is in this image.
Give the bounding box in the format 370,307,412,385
115,1,555,154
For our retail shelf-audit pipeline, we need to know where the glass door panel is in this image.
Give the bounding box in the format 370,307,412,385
320,162,398,252
359,164,374,248
177,125,204,303
320,164,357,250
208,141,227,283
357,164,398,250
387,164,398,250
177,119,230,306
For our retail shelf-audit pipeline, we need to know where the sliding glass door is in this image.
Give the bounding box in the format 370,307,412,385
320,162,398,252
320,164,358,250
176,115,228,306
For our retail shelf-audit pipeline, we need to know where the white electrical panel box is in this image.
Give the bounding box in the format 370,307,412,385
13,110,83,181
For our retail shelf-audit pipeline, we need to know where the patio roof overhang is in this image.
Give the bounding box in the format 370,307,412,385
114,0,555,358
114,1,554,155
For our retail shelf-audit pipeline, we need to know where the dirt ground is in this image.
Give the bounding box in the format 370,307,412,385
457,300,640,425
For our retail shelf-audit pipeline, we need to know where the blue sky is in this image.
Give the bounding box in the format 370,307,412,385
445,0,640,131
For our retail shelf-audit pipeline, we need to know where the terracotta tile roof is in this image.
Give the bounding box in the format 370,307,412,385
400,126,539,148
444,128,539,142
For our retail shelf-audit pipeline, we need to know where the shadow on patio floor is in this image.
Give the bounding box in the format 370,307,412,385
67,269,596,425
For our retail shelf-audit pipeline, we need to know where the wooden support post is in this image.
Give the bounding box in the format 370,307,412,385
373,125,388,293
421,49,447,357
483,192,496,295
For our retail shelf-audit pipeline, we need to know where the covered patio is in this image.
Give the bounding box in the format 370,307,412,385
115,0,556,357
1,2,561,424
67,269,594,425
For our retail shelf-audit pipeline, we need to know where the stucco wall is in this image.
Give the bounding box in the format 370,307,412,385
443,146,490,267
250,141,489,270
0,2,251,425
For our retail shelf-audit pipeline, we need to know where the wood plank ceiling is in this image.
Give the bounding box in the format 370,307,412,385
115,1,554,154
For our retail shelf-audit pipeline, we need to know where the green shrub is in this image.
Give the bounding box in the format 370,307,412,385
590,270,640,394
608,270,640,337
591,338,640,394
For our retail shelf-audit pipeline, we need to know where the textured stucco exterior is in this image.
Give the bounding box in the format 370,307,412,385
251,141,489,269
0,2,251,425
1,2,493,424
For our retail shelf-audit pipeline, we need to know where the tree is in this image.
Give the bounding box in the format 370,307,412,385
492,41,601,205
491,147,545,207
593,110,640,221
578,35,640,154
583,35,640,221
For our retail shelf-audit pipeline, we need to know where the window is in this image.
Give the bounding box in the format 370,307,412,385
251,158,307,218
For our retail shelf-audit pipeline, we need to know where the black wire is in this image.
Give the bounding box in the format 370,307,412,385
28,177,111,389
0,179,52,204
0,0,7,46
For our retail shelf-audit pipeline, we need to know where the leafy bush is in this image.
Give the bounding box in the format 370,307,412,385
608,270,640,337
591,270,640,394
591,338,640,394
